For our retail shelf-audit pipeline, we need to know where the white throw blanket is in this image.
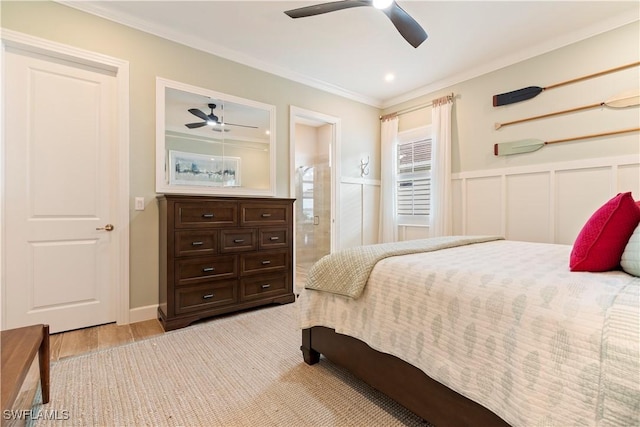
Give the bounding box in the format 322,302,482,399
305,235,502,298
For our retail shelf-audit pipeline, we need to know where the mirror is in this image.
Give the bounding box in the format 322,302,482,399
156,78,276,196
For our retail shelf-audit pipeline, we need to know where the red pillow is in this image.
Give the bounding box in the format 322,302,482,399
570,192,640,272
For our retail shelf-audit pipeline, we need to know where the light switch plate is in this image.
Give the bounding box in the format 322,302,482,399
135,197,145,211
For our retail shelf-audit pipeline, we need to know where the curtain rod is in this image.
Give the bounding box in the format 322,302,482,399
380,92,455,120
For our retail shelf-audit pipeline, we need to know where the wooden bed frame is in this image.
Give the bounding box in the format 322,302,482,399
301,326,511,427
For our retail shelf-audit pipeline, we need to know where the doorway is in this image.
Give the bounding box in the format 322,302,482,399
289,107,340,292
1,31,130,333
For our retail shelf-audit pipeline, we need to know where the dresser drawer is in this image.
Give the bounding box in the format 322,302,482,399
240,273,289,301
175,230,217,257
175,255,237,286
220,229,257,253
175,202,237,228
240,250,288,275
159,195,294,331
240,202,290,226
259,228,289,250
175,280,237,315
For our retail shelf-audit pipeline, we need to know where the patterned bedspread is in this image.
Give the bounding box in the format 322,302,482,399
297,239,640,426
305,235,502,298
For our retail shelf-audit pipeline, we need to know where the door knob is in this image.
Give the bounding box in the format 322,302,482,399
96,224,114,231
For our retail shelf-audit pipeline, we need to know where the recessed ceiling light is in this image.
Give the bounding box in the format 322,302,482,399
385,73,395,82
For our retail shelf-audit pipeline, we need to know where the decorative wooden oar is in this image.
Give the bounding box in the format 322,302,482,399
495,91,640,129
494,127,640,156
493,62,640,106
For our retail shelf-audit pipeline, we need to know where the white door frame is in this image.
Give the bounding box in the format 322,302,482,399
0,29,131,326
289,106,341,256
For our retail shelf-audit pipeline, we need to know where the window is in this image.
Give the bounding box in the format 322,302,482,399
396,127,432,225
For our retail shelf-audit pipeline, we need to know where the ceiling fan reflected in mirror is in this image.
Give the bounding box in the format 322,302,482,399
185,103,258,133
284,0,427,48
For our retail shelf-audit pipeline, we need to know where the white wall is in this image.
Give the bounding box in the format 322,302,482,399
380,21,640,245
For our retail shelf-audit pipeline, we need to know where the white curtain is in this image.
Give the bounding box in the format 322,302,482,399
430,96,453,237
378,115,399,243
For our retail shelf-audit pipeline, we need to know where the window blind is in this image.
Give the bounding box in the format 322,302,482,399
396,138,431,217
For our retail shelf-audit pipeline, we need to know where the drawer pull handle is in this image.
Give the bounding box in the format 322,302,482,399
261,213,271,218
202,293,215,299
192,241,204,246
269,236,280,241
261,284,271,289
261,260,271,265
202,267,215,272
202,213,214,219
234,239,245,244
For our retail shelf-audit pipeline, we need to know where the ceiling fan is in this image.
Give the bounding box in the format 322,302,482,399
185,103,257,132
284,0,427,48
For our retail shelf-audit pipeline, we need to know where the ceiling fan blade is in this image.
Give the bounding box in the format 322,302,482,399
285,0,371,18
185,122,207,129
224,122,258,129
188,108,209,121
212,128,231,133
381,1,427,48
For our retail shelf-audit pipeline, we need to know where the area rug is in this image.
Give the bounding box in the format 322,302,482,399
30,303,430,426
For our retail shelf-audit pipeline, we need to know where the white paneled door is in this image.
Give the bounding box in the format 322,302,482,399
4,48,118,333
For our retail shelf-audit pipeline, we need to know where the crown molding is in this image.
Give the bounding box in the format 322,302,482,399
57,1,637,110
383,12,639,108
56,1,383,108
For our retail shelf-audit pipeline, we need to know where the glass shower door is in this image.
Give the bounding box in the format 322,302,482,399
295,166,331,281
293,121,333,291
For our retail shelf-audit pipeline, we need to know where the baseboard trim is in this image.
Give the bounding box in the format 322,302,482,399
128,304,158,324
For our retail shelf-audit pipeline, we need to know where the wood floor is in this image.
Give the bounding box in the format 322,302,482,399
49,318,164,361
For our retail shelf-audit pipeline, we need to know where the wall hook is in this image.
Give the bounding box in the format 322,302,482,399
360,156,370,177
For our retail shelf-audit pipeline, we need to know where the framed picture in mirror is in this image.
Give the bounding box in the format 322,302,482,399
169,150,241,187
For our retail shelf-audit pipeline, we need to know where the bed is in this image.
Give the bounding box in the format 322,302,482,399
297,236,639,427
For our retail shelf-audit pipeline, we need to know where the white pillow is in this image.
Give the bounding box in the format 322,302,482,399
621,223,640,277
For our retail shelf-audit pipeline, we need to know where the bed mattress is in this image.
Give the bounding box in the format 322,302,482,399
297,239,639,426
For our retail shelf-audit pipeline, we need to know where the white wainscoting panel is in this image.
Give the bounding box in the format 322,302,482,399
618,164,640,196
452,179,464,235
506,173,550,243
339,182,362,249
555,167,612,244
453,155,639,245
465,176,503,236
339,178,380,249
362,183,380,245
339,156,637,248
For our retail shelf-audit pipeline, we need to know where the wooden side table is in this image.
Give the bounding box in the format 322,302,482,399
1,324,50,414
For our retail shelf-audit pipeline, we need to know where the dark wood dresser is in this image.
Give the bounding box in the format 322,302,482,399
158,195,295,331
